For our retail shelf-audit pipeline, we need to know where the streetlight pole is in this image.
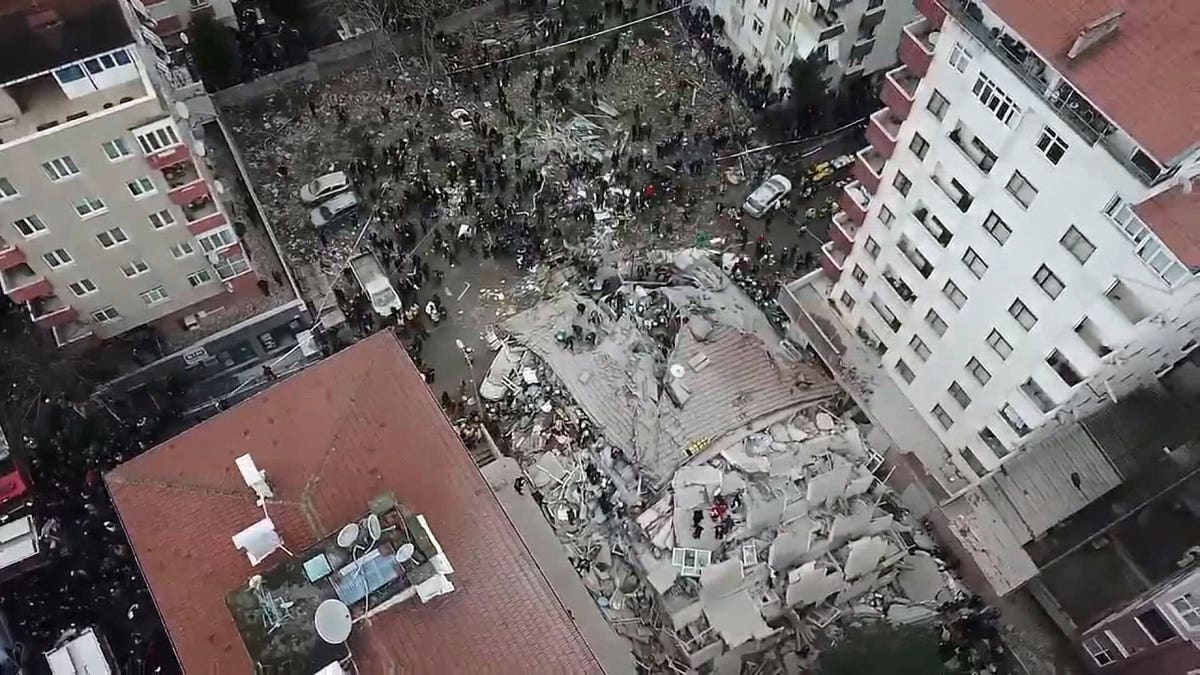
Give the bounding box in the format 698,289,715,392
456,339,501,462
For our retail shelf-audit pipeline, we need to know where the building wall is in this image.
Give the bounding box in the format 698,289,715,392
825,12,1200,481
135,0,235,28
1080,569,1200,674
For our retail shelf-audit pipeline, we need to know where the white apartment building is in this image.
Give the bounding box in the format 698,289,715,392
817,0,1199,486
0,0,254,346
703,0,917,90
129,0,236,37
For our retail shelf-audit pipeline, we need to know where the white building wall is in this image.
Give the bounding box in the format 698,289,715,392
828,16,1200,481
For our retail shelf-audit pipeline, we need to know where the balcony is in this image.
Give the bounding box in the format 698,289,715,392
0,244,26,271
913,205,952,246
186,208,228,236
897,236,934,278
882,267,917,304
820,242,845,280
867,108,902,159
0,264,52,304
830,211,860,253
1046,349,1084,387
1105,280,1150,324
52,321,94,347
1074,317,1112,358
797,4,847,44
839,181,871,224
947,124,997,174
899,19,937,77
853,148,886,194
880,67,919,120
930,170,974,213
167,163,209,206
869,293,902,333
145,142,190,171
0,74,148,149
1021,377,1056,414
913,0,946,27
28,295,77,329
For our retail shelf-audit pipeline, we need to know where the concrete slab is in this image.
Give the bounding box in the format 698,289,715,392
844,536,887,579
897,553,946,604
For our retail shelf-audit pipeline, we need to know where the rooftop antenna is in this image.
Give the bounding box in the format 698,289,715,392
236,454,274,504
249,574,294,634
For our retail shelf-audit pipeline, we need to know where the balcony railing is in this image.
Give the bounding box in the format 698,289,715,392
163,159,200,189
898,19,936,77
1021,378,1056,413
897,236,934,278
820,242,846,280
853,148,886,193
913,0,947,27
839,181,871,224
867,108,902,158
913,205,953,246
831,211,860,253
869,294,902,333
52,321,94,347
947,125,997,174
882,268,917,304
0,263,51,304
28,294,77,329
930,172,974,213
0,244,26,271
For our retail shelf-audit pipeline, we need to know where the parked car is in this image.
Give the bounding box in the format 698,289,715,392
742,175,793,217
310,191,359,228
348,252,402,316
299,171,350,204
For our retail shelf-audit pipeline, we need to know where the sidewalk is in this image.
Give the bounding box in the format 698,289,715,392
482,457,637,675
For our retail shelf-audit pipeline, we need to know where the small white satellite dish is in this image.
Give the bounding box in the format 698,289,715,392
669,364,686,379
394,543,415,563
365,514,382,542
248,575,263,589
175,100,190,119
336,523,360,548
314,599,352,644
213,179,225,194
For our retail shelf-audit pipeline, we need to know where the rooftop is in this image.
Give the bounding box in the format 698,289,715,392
987,0,1200,163
106,332,600,674
0,0,133,87
1135,182,1200,267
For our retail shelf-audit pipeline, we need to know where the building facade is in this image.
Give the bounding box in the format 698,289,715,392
0,0,256,347
703,0,918,90
1079,566,1200,674
816,0,1200,487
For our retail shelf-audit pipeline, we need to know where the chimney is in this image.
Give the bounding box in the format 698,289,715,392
1067,10,1125,60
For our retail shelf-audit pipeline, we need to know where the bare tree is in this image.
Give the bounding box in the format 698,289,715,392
331,0,476,74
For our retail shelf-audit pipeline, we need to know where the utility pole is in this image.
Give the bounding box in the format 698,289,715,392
456,339,501,462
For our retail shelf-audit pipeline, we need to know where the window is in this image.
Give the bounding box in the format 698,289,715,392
127,176,156,198
864,236,881,260
148,209,176,230
893,172,912,197
1060,226,1095,264
943,280,967,309
54,65,85,84
42,155,80,181
140,286,169,305
1034,265,1065,299
966,357,991,385
187,269,214,287
961,248,987,279
982,211,1011,245
895,359,916,384
96,227,128,248
120,260,150,277
1170,594,1200,629
197,227,236,253
925,309,947,337
948,382,971,409
839,290,856,310
926,90,949,120
1129,148,1162,182
0,177,16,200
851,265,868,285
92,306,121,323
42,248,73,268
1005,171,1037,208
752,17,764,35
931,404,954,430
1083,636,1116,667
909,335,931,361
13,215,47,237
72,196,107,219
1001,403,1030,436
1104,196,1189,286
986,329,1012,360
782,8,794,24
878,205,894,227
69,279,97,296
948,42,973,72
774,35,788,54
135,122,181,155
1135,608,1176,645
909,133,929,160
102,138,132,161
1036,127,1068,164
1009,298,1037,330
972,74,1021,125
170,241,196,259
214,252,251,279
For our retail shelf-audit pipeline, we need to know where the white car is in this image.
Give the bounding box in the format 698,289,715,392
310,191,359,228
742,175,792,218
299,171,350,204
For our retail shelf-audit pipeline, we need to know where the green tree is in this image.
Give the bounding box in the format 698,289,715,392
188,15,241,91
817,622,950,675
779,53,832,137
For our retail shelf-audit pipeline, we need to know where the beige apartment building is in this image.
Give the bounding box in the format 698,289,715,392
0,0,252,346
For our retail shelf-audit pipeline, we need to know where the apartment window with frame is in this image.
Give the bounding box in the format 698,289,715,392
1135,608,1176,645
187,269,214,287
851,265,868,285
965,357,991,385
96,227,128,248
774,35,788,54
909,335,931,361
135,123,181,155
214,252,251,279
148,209,176,230
0,177,17,200
1083,637,1116,667
1009,298,1037,330
948,42,973,73
42,155,80,181
839,290,856,310
909,133,930,160
197,227,236,253
893,172,912,197
961,248,987,279
895,358,916,384
864,236,881,260
102,137,132,161
943,280,967,309
972,74,1021,125
140,286,169,305
72,196,107,219
926,90,949,120
92,306,121,323
1060,226,1096,263
1170,594,1200,630
877,205,894,228
931,404,954,430
1005,171,1037,208
782,8,794,24
982,211,1011,245
170,241,195,259
68,279,97,296
986,328,1012,360
13,215,47,237
127,176,156,198
43,248,73,268
120,260,150,278
1036,127,1068,164
1034,264,1065,299
752,17,764,35
948,381,971,409
925,309,947,337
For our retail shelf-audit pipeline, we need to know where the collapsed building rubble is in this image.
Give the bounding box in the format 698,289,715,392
481,250,1009,672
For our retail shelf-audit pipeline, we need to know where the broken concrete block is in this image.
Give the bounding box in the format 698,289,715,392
786,425,810,443
530,452,568,488
887,602,939,624
846,474,874,498
865,514,895,536
829,504,873,542
767,518,814,571
805,463,853,506
844,536,888,579
723,445,770,474
699,558,743,601
640,551,679,593
673,465,723,490
815,411,837,431
784,561,846,607
897,553,945,604
769,423,789,443
670,600,705,630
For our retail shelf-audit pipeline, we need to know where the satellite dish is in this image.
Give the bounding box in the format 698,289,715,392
336,523,360,548
214,179,225,194
314,599,352,644
365,514,382,542
394,543,415,563
669,364,686,379
175,100,190,119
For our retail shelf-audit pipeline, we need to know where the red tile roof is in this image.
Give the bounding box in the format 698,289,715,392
1135,183,1200,266
106,333,601,675
987,0,1200,163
